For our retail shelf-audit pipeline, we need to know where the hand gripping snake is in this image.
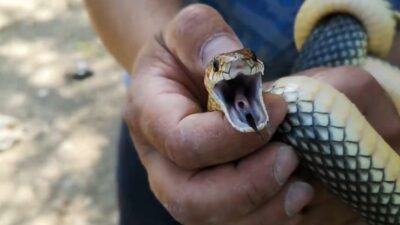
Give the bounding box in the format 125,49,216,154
204,0,400,224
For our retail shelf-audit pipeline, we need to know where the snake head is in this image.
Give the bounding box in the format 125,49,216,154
204,48,269,133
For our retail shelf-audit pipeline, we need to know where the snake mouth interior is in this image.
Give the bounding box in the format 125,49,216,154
213,73,267,132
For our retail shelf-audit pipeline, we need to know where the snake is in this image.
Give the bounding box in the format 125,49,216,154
204,0,400,224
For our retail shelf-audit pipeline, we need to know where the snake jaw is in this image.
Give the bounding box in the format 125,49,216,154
205,48,269,133
213,73,268,132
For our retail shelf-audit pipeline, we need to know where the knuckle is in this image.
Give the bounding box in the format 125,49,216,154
164,128,201,169
147,176,196,223
328,66,381,110
163,191,204,224
356,72,379,93
123,91,139,129
341,66,379,93
164,197,188,222
244,179,272,208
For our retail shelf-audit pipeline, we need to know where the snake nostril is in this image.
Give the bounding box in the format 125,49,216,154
238,101,245,108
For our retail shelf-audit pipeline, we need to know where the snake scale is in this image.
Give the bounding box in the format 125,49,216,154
204,0,400,224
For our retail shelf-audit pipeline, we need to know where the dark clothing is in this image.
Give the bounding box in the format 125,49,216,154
117,123,180,225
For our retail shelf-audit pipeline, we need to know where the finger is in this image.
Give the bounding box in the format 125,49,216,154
130,69,287,169
164,4,243,78
144,142,301,224
303,66,400,150
299,180,360,225
272,66,400,151
234,180,313,225
262,67,326,90
168,93,286,168
126,4,287,169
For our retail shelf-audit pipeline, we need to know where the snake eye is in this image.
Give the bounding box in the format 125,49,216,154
213,60,219,72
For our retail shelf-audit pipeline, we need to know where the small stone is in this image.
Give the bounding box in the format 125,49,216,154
0,114,23,151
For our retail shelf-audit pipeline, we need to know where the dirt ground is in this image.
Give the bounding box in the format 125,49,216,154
0,0,124,224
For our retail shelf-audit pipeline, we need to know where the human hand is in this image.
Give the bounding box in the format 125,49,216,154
124,4,314,225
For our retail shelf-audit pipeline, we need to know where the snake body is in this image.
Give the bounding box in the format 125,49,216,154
205,0,400,224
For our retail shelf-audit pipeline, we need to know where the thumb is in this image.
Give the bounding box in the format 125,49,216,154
164,4,243,77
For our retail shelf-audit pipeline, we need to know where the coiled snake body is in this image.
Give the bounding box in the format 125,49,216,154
204,0,400,224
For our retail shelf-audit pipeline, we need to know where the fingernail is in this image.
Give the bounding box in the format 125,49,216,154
273,146,299,185
200,34,242,67
285,181,314,217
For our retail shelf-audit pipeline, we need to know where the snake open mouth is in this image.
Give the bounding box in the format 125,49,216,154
213,73,267,132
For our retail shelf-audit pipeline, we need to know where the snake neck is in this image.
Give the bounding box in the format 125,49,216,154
292,14,368,72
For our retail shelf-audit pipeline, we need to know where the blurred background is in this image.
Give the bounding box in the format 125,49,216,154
0,0,124,224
